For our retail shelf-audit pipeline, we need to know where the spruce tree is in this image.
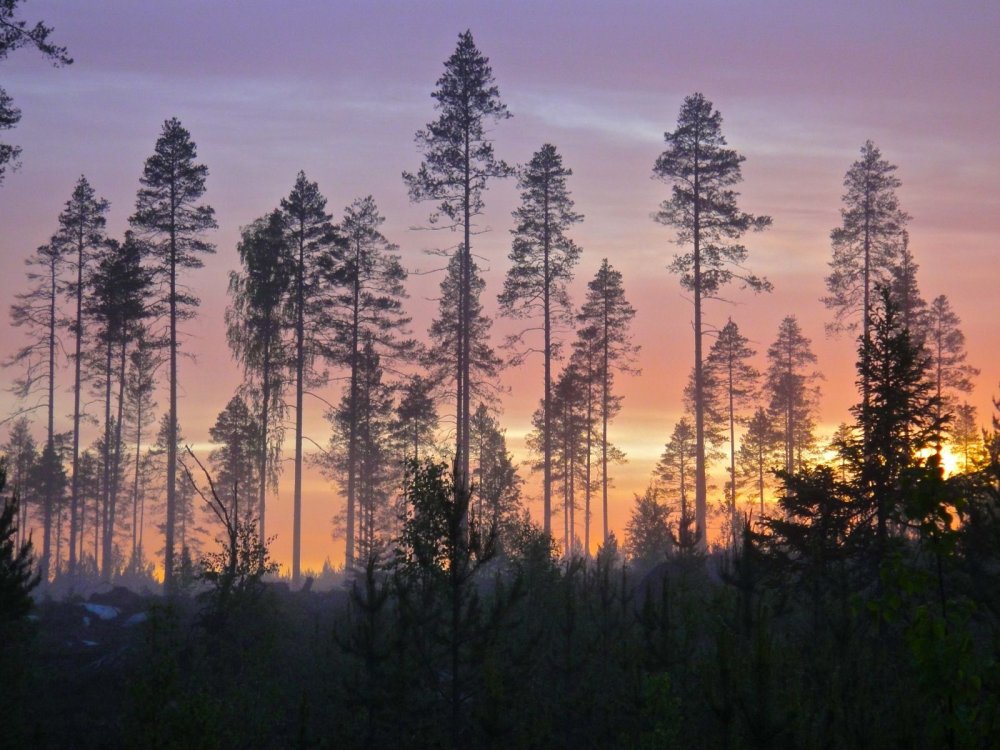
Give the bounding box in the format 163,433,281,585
403,29,513,509
130,117,216,588
653,93,772,547
499,143,582,536
576,259,638,545
850,286,939,559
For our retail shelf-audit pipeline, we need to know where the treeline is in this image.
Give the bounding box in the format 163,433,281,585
0,23,987,599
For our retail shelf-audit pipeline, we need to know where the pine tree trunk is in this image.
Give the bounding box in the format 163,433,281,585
543,180,552,538
693,159,707,548
292,224,305,583
345,260,361,570
69,229,84,577
165,183,178,590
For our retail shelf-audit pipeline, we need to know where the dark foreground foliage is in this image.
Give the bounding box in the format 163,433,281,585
8,444,1000,750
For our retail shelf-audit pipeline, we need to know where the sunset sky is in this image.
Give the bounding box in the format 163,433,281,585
1,1,997,572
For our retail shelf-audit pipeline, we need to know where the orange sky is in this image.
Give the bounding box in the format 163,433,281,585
1,1,997,572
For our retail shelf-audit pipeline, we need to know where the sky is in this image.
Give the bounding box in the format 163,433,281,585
1,1,998,572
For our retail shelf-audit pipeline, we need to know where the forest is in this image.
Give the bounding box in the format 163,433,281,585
2,2,999,748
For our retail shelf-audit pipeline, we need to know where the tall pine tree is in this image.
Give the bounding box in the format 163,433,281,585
130,117,216,588
499,143,582,536
404,30,513,511
653,93,772,547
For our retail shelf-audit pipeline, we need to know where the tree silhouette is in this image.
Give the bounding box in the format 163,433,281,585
705,318,759,547
425,247,502,440
655,418,699,550
227,210,290,547
0,0,71,183
130,117,216,588
765,316,820,477
404,29,513,513
51,176,109,576
850,286,940,561
825,141,908,441
6,241,64,579
887,231,927,341
926,294,978,452
499,143,582,536
393,376,439,465
279,171,338,582
325,196,412,570
469,403,522,546
653,92,772,547
576,259,638,545
86,233,154,577
208,394,261,528
327,336,397,565
737,406,782,517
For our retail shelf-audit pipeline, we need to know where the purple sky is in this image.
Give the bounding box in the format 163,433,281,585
2,1,998,568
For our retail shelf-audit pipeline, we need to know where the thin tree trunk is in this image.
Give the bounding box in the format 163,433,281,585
293,225,305,583
165,180,178,590
543,179,552,540
69,226,84,577
345,246,361,570
693,153,707,548
42,255,57,582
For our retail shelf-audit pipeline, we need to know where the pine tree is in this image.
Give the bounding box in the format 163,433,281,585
926,294,978,451
499,143,582,536
280,171,338,582
425,248,502,435
6,241,64,579
469,404,523,545
825,141,909,338
737,407,781,517
327,336,397,564
0,0,71,183
1,418,35,551
655,419,698,549
123,332,158,568
87,233,154,577
705,319,759,546
529,365,588,555
951,403,982,473
653,93,772,547
227,209,291,547
825,141,909,445
404,29,513,510
625,484,672,568
208,394,261,528
576,259,638,545
887,231,927,341
765,316,820,477
393,376,439,464
325,195,412,570
51,176,109,576
130,117,216,588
